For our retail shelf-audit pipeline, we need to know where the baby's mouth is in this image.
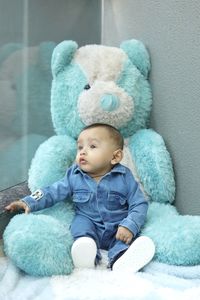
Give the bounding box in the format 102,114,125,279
80,158,87,164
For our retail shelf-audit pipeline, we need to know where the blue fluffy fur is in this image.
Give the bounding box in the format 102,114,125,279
117,60,152,138
142,202,200,265
129,129,175,203
4,202,75,276
51,63,86,137
28,135,76,191
120,39,150,78
51,40,78,77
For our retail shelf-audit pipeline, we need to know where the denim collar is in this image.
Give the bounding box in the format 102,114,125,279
73,163,126,176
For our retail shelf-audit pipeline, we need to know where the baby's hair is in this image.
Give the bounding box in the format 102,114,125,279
82,123,124,149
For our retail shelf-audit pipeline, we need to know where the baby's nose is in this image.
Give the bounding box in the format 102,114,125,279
80,148,86,155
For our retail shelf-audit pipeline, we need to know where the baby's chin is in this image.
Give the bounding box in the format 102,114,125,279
78,164,93,174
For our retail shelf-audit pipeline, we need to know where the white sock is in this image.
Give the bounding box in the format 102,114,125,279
71,237,97,269
112,236,155,273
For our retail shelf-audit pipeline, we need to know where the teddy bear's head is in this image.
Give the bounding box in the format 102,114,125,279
51,39,152,139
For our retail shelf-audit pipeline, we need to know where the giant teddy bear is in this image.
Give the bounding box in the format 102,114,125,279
3,39,200,276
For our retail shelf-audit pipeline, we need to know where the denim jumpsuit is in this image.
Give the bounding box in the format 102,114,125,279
22,163,148,265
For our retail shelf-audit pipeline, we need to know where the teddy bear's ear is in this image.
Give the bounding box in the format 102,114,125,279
51,40,78,76
120,39,150,78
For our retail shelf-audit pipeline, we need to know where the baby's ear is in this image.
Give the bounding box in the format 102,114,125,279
111,149,123,165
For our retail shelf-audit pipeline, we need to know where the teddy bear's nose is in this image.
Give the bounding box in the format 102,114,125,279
100,94,120,112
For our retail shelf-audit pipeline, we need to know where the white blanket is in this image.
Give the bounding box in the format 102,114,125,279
1,254,200,300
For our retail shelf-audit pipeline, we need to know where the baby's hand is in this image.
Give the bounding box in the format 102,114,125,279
5,200,30,214
116,226,134,244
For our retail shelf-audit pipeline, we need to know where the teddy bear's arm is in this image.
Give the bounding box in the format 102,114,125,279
28,135,77,192
129,129,175,204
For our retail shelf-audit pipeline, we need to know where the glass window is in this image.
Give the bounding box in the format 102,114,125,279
0,0,101,190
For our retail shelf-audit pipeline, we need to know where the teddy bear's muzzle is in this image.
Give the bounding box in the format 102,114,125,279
100,94,120,112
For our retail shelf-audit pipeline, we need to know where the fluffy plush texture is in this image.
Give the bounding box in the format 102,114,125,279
28,135,76,190
3,39,200,277
143,203,200,265
3,202,74,276
129,129,175,203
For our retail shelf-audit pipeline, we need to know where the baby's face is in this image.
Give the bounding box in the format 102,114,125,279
76,127,118,178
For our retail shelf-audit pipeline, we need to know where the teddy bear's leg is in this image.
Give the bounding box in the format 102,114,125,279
142,202,200,266
3,135,77,276
28,135,76,190
129,129,175,204
3,201,75,276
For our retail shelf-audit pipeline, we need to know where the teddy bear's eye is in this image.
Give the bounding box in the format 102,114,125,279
84,84,91,90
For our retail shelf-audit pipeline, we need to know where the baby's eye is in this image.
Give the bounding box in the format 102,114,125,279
90,144,96,149
77,145,83,151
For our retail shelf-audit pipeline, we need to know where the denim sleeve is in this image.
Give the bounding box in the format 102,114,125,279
119,170,148,237
21,169,73,212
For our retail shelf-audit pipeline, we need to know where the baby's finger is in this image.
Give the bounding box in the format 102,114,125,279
24,206,30,214
115,231,121,240
125,237,132,244
5,204,16,212
117,232,125,242
5,205,12,211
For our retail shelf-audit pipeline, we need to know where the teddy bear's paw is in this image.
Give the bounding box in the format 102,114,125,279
3,213,74,276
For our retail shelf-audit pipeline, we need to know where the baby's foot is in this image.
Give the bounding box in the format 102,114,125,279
112,236,155,273
71,237,97,268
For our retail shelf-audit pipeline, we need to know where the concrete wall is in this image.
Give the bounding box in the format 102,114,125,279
102,0,200,215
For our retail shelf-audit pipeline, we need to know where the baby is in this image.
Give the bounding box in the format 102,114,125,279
6,123,155,272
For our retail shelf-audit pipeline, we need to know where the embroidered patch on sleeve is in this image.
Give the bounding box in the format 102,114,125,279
31,189,44,201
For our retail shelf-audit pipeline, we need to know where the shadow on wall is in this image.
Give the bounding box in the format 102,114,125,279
0,41,56,190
